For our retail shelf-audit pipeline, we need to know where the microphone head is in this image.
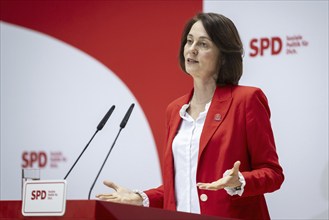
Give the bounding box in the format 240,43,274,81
120,103,135,129
97,105,115,131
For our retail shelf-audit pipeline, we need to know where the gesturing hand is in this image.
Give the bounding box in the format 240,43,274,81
96,180,143,206
196,161,242,190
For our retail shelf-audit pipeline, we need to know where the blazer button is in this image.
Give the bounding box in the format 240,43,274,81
200,194,208,202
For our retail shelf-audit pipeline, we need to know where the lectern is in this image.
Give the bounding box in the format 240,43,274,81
0,200,236,220
0,200,235,219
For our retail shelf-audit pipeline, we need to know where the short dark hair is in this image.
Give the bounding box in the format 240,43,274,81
179,13,243,85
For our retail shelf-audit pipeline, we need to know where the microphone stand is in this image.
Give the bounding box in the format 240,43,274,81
64,130,98,180
88,103,134,199
88,127,123,200
63,105,115,180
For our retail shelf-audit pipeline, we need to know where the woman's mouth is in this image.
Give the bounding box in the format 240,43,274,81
187,58,198,64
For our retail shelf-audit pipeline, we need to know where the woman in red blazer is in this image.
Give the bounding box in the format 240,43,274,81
97,12,284,220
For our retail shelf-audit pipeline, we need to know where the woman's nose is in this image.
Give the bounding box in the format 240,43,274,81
192,48,198,55
189,44,198,55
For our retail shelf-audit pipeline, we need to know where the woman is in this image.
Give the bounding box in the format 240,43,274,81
97,12,284,220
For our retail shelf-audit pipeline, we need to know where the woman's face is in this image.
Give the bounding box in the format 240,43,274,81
184,20,221,82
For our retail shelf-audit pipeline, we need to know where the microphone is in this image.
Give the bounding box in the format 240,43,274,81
120,103,134,128
64,105,115,180
88,103,135,199
97,106,116,131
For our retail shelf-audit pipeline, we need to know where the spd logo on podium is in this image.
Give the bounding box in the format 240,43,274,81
22,180,67,216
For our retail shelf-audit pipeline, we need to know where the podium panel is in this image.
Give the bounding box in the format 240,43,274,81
0,200,235,220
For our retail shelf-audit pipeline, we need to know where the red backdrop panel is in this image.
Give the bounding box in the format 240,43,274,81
0,0,202,167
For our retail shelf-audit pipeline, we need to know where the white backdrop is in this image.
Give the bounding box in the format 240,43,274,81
204,1,328,219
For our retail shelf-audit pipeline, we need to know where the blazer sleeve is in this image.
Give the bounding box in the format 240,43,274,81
144,185,164,208
241,88,284,197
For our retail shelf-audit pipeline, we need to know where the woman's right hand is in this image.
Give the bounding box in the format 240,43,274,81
96,180,143,206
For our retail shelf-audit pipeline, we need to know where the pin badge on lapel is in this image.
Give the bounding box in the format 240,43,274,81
214,113,221,121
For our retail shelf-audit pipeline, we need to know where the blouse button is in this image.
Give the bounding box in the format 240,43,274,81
200,194,208,202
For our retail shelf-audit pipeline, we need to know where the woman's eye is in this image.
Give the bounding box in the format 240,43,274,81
200,42,208,48
186,39,193,44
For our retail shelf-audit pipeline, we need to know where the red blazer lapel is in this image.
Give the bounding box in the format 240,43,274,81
164,104,181,172
165,91,193,154
163,91,192,209
198,86,233,161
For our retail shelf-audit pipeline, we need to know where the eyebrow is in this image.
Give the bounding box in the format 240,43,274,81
187,34,211,41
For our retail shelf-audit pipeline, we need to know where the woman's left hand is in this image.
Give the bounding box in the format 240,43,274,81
196,161,242,190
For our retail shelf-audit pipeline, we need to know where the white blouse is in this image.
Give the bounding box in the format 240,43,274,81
172,102,211,214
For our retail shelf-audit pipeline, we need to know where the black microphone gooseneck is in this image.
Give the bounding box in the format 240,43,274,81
88,103,135,199
64,105,115,180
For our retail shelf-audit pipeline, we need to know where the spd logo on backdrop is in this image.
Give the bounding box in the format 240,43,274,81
249,35,309,57
22,151,67,169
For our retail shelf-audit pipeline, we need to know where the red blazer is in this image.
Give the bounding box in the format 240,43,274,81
145,85,284,220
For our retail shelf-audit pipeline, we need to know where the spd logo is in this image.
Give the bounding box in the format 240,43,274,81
22,151,47,168
249,35,309,57
31,190,47,200
22,150,67,168
249,37,283,57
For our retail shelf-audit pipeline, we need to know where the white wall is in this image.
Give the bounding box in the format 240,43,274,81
204,1,328,219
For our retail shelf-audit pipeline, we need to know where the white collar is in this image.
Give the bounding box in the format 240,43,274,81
179,101,212,120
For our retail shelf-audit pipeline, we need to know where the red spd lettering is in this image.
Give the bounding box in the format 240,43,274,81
22,151,47,168
31,190,46,200
249,37,282,57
